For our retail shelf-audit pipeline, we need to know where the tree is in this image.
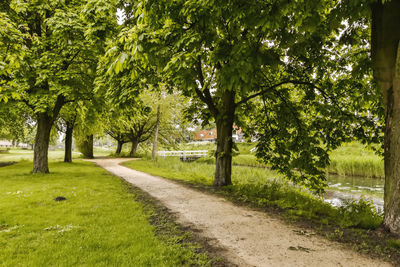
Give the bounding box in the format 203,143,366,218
370,0,400,234
112,0,379,191
57,102,79,162
0,0,117,172
103,95,156,157
105,120,130,155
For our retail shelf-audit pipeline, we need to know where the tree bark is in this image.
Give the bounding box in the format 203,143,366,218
116,140,124,155
152,105,161,160
371,0,400,234
32,93,65,173
64,122,73,163
214,90,235,186
129,139,139,157
33,112,53,173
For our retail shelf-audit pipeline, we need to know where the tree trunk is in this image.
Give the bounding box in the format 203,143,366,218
129,139,139,157
152,105,161,160
116,140,124,155
33,113,53,173
64,122,73,163
371,0,400,234
214,90,235,186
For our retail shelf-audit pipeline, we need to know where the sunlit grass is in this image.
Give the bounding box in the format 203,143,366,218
0,161,210,266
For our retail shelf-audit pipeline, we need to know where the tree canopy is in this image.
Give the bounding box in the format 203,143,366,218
106,0,381,192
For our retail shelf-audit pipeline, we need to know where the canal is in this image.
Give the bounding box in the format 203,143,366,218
324,174,384,213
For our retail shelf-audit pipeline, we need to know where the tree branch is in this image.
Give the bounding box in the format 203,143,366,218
194,57,218,116
51,94,66,123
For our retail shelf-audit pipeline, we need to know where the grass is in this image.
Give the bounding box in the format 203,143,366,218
0,161,210,266
123,158,382,229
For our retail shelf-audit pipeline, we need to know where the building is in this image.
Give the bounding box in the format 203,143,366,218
193,127,245,142
0,140,29,148
0,140,12,148
232,127,245,142
194,129,217,142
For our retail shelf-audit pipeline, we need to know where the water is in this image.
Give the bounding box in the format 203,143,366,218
324,174,384,213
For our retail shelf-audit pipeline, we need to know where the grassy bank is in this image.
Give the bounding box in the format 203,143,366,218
0,161,210,266
328,143,384,178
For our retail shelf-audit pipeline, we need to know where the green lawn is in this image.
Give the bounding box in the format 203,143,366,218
0,161,209,266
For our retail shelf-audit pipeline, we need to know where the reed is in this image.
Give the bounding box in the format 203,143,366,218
327,142,384,178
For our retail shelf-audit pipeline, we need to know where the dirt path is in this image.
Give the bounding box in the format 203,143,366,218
92,158,391,267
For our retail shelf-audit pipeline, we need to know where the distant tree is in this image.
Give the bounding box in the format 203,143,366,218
105,118,130,155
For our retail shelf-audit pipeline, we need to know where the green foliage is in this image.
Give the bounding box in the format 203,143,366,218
75,135,94,159
0,0,120,172
0,161,210,266
0,0,113,106
0,102,35,145
338,198,382,229
387,239,400,249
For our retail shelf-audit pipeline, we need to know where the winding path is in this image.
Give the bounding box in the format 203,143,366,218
91,158,391,267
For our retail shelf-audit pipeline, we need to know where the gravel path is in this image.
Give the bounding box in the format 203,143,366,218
92,158,391,267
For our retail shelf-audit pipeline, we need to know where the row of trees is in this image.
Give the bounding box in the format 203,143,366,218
1,0,400,234
0,0,189,162
105,91,188,156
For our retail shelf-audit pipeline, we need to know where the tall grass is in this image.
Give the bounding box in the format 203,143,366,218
328,142,384,178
